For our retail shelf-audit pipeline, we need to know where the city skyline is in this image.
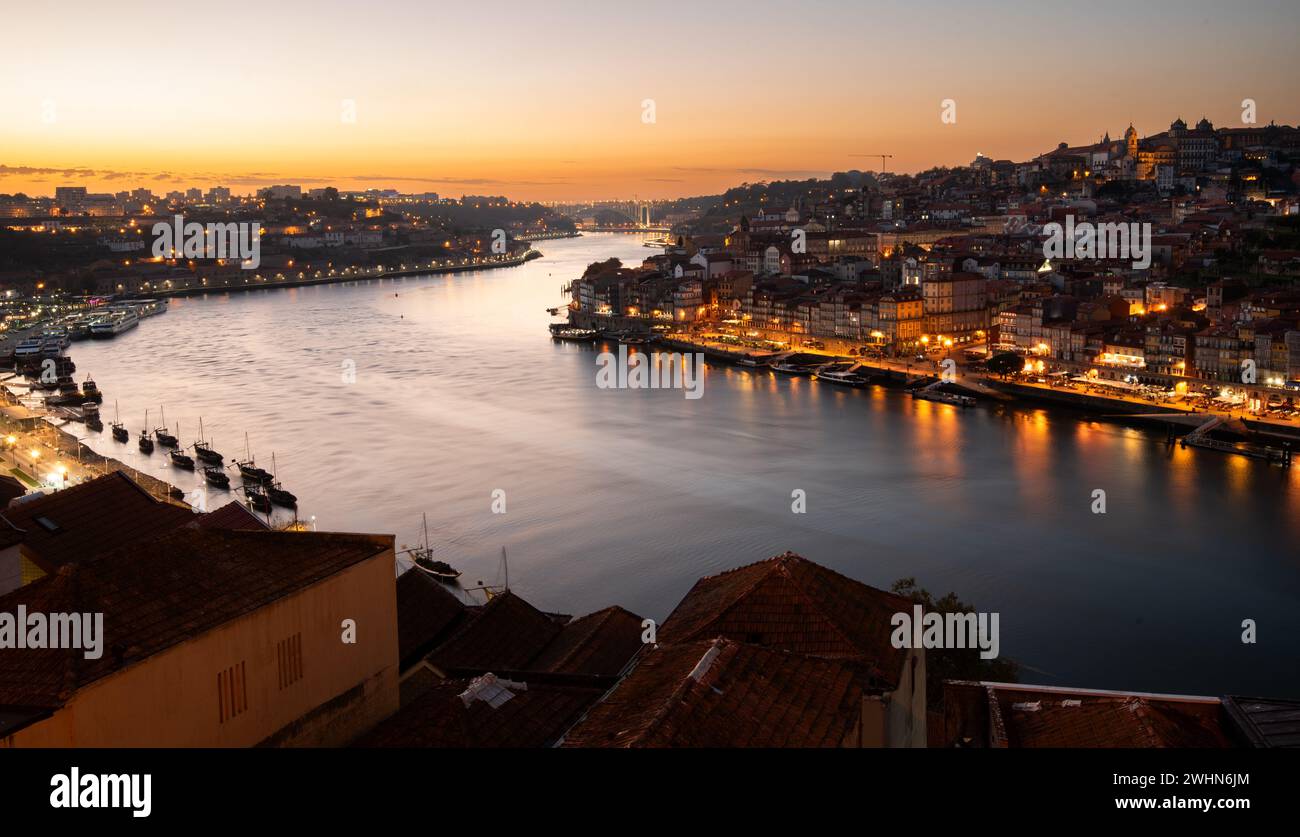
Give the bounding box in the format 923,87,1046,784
3,0,1299,201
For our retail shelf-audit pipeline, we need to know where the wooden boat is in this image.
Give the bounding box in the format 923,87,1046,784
111,400,129,442
155,407,178,448
193,418,223,465
81,376,102,403
138,409,154,454
169,449,195,469
203,466,230,489
403,513,461,581
266,453,296,507
244,486,272,512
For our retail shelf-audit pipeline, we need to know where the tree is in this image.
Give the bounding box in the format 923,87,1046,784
892,578,1020,709
986,351,1022,377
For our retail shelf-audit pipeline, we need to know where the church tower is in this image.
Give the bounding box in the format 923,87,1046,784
1124,124,1138,158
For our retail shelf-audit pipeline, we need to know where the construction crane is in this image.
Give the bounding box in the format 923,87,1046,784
851,153,894,173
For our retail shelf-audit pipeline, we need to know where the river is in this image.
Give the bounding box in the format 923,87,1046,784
69,233,1300,698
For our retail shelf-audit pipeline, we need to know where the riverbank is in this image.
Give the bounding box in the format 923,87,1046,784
143,248,542,298
0,389,183,502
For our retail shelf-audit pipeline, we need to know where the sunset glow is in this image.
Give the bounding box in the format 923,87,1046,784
3,0,1298,199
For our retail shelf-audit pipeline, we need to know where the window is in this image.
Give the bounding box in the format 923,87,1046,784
217,661,248,723
277,633,303,690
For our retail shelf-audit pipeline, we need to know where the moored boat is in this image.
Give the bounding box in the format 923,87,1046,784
81,376,102,403
139,409,154,453
911,388,977,407
403,513,461,581
203,466,230,488
550,327,599,342
154,406,178,447
813,362,876,388
193,418,223,464
244,486,272,512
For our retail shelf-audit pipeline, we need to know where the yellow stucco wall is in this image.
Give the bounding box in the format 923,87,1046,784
7,545,399,747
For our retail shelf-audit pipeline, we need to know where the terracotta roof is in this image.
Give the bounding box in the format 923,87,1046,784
658,551,912,687
3,471,194,575
193,501,270,531
395,569,468,669
426,591,562,675
356,673,605,748
0,527,393,710
941,682,1234,748
562,639,869,748
528,606,644,677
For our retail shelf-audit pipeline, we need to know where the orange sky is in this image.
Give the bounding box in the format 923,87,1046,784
2,0,1298,201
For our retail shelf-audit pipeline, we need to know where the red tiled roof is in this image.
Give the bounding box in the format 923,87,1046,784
396,569,468,669
659,551,913,688
0,527,393,710
426,591,562,675
193,501,270,531
528,606,644,677
562,639,870,748
3,471,195,575
941,682,1233,748
356,673,605,748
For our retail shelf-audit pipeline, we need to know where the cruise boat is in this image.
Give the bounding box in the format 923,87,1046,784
549,327,599,343
770,360,822,376
132,299,167,318
813,362,876,388
68,317,93,341
40,329,71,349
89,309,139,338
911,388,977,407
12,338,44,361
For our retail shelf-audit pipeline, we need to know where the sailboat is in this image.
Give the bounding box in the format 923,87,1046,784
403,513,461,581
111,400,129,442
203,466,230,489
235,432,273,484
266,452,297,508
138,409,154,454
477,547,510,601
154,406,178,448
192,417,223,465
168,420,195,469
244,484,272,512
